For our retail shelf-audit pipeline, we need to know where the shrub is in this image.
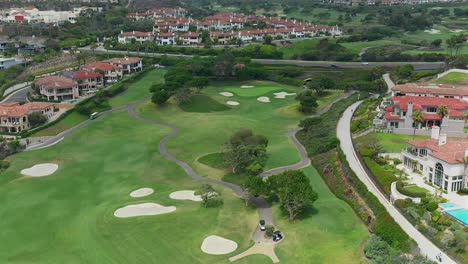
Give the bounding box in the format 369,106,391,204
364,235,392,263
27,112,48,128
426,201,439,212
457,188,468,195
393,159,402,165
396,182,427,198
265,225,275,237
0,160,10,170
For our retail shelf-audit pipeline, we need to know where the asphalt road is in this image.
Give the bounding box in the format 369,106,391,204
1,87,32,103
337,101,456,264
78,47,445,70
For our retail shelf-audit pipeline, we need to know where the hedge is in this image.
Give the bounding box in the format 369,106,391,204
396,181,427,198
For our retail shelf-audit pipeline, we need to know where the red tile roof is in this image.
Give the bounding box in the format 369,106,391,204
384,112,403,120
392,83,468,97
81,62,121,71
407,138,468,164
73,71,102,79
0,102,53,117
391,96,468,111
103,57,142,65
120,31,153,37
35,76,77,89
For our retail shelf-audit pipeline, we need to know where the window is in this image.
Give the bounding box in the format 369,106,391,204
419,148,427,156
390,121,399,128
427,107,437,113
434,163,444,187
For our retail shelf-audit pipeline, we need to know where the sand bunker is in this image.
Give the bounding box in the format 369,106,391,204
257,96,270,103
114,203,176,218
226,101,240,106
169,190,202,202
424,29,440,34
240,85,255,89
21,163,58,177
274,92,296,99
220,92,234,97
130,188,154,198
450,29,464,33
201,235,238,255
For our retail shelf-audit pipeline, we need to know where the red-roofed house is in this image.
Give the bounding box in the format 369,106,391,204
180,32,201,45
402,131,467,193
81,62,123,85
34,76,79,101
0,102,54,133
60,70,104,94
102,57,143,75
382,96,467,137
118,31,155,44
392,83,468,102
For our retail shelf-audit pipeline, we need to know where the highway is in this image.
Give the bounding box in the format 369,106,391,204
78,47,445,70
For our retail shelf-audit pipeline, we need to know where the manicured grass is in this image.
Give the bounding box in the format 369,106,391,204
33,111,87,137
436,72,468,85
375,133,429,153
363,156,398,194
109,69,166,107
0,111,260,263
341,40,410,55
274,166,368,264
280,39,319,59
404,185,430,195
179,94,231,112
223,81,284,97
198,153,227,169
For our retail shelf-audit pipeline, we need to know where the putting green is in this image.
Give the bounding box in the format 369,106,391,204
222,81,284,97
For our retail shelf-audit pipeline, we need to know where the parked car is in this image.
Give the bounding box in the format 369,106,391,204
273,230,283,242
259,220,266,231
330,64,339,68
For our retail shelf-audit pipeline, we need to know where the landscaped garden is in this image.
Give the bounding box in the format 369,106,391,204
436,72,468,86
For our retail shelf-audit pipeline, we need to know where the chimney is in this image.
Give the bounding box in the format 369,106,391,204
431,126,440,140
438,133,447,146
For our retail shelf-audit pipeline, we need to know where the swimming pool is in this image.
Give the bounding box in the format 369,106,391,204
445,209,468,226
439,203,458,210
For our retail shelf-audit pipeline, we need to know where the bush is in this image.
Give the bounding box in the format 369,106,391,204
265,225,275,237
27,112,48,128
426,201,439,212
364,235,392,263
457,189,468,195
396,181,427,198
393,159,402,165
0,160,10,170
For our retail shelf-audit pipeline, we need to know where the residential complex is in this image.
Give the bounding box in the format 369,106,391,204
392,83,468,102
0,102,54,133
121,9,342,46
402,128,467,193
0,57,23,69
381,96,467,137
0,6,80,25
326,0,461,5
34,57,142,101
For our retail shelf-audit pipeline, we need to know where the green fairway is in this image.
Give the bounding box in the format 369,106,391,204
109,69,167,107
179,94,231,112
279,39,319,59
274,166,368,263
0,111,260,264
341,40,413,55
223,81,284,97
436,72,468,85
33,111,87,137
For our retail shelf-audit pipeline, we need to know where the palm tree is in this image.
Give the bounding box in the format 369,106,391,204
436,105,448,133
412,110,424,139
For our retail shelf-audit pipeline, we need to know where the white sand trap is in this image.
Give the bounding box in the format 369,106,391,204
450,29,463,33
114,203,176,218
130,188,154,198
240,85,255,89
257,96,270,103
169,190,202,201
226,101,240,106
220,92,234,97
21,163,58,177
424,29,440,34
201,235,238,255
274,92,297,99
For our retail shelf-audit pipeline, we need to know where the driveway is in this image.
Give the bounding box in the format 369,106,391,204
1,87,32,103
337,101,456,264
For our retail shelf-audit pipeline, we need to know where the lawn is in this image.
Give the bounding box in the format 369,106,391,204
436,72,468,85
404,185,430,195
372,133,429,153
179,94,231,112
33,111,87,137
274,167,368,264
0,111,261,264
223,80,284,97
341,40,410,55
279,39,319,60
109,69,167,107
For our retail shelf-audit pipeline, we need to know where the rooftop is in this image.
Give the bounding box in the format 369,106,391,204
34,75,77,89
407,138,468,164
0,102,53,117
392,83,468,96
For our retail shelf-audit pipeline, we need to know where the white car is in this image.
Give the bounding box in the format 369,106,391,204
259,220,266,231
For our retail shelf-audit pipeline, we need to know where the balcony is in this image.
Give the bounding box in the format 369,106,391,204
402,150,428,161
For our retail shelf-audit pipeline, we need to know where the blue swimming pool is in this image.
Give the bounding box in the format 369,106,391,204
445,209,468,226
439,203,457,210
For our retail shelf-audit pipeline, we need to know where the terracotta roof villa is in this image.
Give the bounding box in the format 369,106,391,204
102,57,143,75
0,102,55,133
382,96,468,137
392,83,468,102
34,75,79,101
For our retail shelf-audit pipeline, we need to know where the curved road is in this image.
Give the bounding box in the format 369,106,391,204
337,101,457,264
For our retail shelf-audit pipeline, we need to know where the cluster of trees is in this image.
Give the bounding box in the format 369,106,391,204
244,170,318,220
223,129,269,175
287,39,356,61
0,138,21,160
27,112,48,128
151,52,268,105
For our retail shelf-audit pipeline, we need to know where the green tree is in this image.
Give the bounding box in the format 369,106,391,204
431,39,442,48
436,105,448,130
188,76,210,91
27,112,47,127
267,170,318,220
200,184,219,208
151,89,170,105
223,129,268,173
296,90,318,114
411,110,424,139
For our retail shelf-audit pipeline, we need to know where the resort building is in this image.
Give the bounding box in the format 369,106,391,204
81,62,123,85
0,102,54,133
180,32,201,46
35,75,79,101
382,96,467,137
402,129,467,193
118,31,154,44
60,70,103,95
157,32,178,45
392,83,468,102
102,57,143,75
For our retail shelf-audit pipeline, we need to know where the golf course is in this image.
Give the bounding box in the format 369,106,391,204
0,69,369,263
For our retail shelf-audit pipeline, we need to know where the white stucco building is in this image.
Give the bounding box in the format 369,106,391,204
402,127,467,193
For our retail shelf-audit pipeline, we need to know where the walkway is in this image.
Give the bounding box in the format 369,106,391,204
337,101,456,264
1,86,32,103
390,181,421,204
382,73,395,94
